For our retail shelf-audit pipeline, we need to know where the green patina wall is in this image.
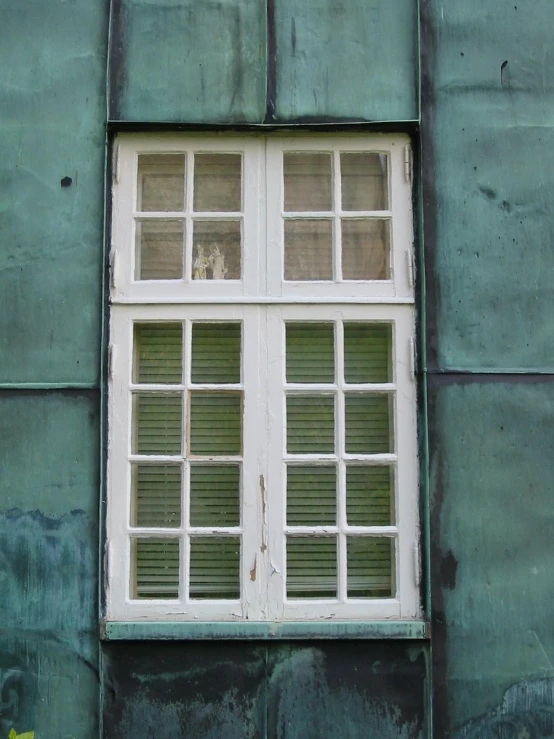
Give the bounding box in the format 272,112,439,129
2,0,554,736
423,0,554,735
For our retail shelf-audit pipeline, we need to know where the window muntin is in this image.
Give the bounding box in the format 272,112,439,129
107,135,418,622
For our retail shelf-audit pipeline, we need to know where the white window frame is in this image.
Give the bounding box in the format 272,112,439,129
107,133,419,622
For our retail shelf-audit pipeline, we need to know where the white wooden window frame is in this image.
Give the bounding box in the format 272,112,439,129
107,133,419,622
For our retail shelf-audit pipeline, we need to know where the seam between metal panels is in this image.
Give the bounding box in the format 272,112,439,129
416,0,432,737
265,0,276,122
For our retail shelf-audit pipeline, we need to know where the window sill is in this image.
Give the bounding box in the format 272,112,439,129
100,619,429,641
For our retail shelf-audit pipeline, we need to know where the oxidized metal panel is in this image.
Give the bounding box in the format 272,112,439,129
423,0,554,371
429,378,554,736
273,0,417,122
0,0,107,384
110,0,267,123
103,641,427,738
0,393,100,737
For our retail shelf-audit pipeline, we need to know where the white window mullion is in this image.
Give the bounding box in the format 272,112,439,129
266,308,286,619
333,150,342,282
336,320,347,602
242,307,266,620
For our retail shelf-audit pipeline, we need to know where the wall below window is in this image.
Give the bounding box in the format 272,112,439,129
103,641,427,738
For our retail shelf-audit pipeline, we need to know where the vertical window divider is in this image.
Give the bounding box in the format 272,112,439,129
182,319,191,606
336,320,347,602
184,152,194,282
333,150,342,282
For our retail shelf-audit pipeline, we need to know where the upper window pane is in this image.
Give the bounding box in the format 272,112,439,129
193,154,242,212
340,153,388,211
137,154,185,212
284,153,333,212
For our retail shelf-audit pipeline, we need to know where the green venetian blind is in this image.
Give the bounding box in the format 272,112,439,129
347,537,394,598
132,464,181,528
345,393,392,453
133,393,182,455
133,538,180,599
190,464,240,526
344,323,391,383
287,537,337,598
191,323,241,384
286,323,334,383
284,320,394,600
134,323,183,384
346,465,393,526
189,537,240,599
287,466,336,525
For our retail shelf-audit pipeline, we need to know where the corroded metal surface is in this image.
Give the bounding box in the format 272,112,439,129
103,642,427,738
0,394,100,737
0,0,107,385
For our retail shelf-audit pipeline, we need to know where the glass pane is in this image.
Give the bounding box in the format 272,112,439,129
284,219,333,280
136,220,184,280
342,219,389,280
341,153,387,211
286,323,334,384
345,393,392,454
287,395,335,454
137,154,185,212
287,466,336,525
190,464,240,526
133,393,182,455
193,153,241,212
344,323,391,384
346,466,394,526
189,392,242,456
132,538,180,599
191,323,241,384
347,537,394,598
192,220,241,280
134,324,183,384
132,464,182,528
189,537,240,599
287,537,337,598
284,153,332,211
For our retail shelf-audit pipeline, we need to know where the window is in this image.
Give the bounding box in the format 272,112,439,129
107,134,419,622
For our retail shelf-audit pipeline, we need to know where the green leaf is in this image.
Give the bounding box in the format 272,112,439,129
8,730,16,739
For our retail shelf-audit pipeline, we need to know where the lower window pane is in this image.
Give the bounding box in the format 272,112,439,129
132,538,180,599
347,537,394,598
286,395,335,453
286,537,337,598
344,393,392,454
189,464,240,527
346,465,394,526
287,466,336,525
132,464,182,528
189,537,240,599
189,392,242,456
133,393,183,455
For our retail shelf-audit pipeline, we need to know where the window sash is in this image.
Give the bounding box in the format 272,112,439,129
107,304,417,621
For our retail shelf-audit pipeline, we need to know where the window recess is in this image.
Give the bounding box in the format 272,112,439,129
107,135,418,622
